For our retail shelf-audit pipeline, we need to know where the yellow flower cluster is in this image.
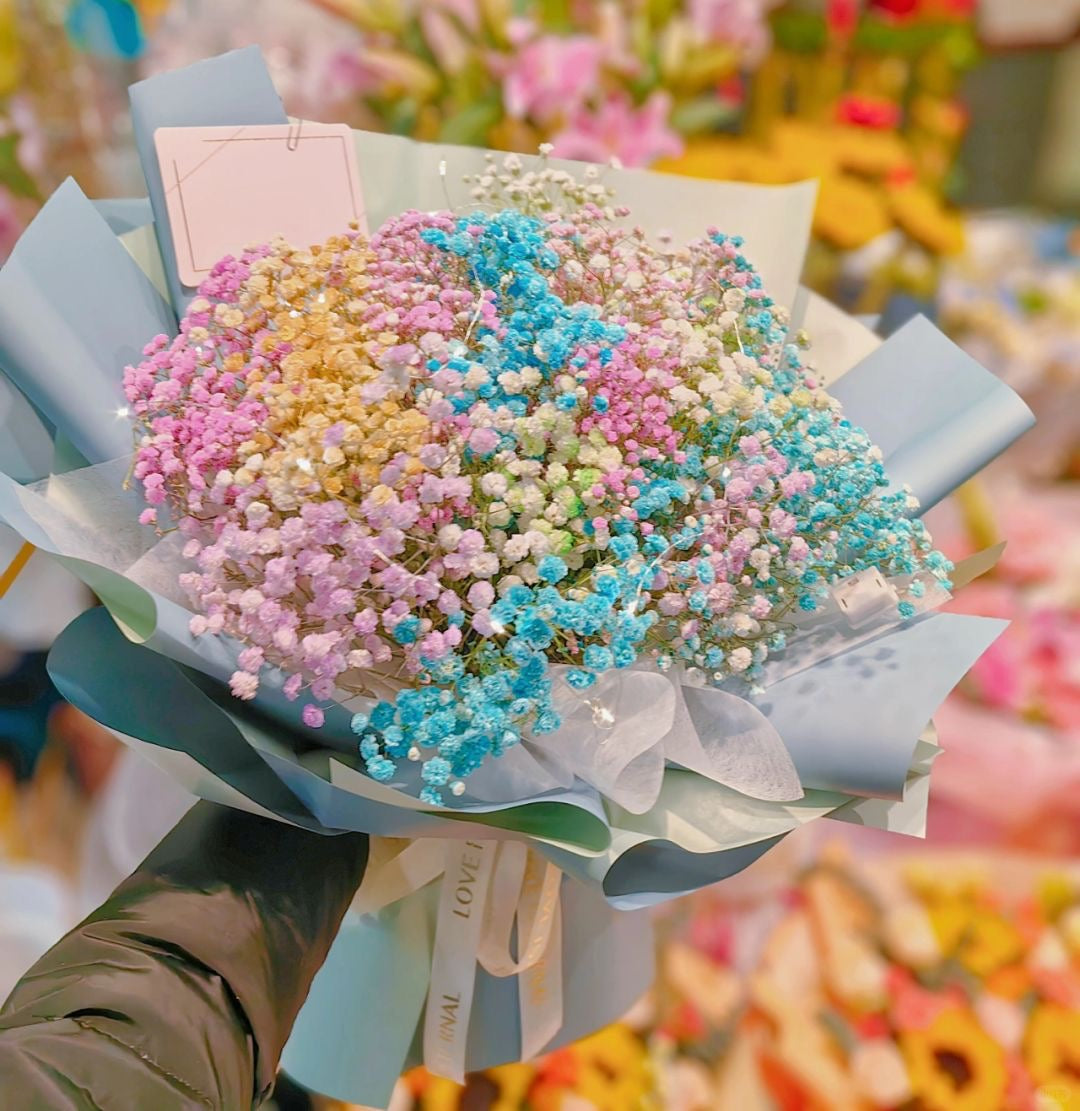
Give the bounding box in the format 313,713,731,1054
221,235,433,509
401,1024,656,1111
658,120,965,256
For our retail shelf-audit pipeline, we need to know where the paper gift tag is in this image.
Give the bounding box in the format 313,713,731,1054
154,123,366,288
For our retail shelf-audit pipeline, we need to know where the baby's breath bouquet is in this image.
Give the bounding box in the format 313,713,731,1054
0,51,1031,1106
124,157,949,807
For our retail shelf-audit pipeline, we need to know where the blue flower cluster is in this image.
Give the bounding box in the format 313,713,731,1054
353,568,657,805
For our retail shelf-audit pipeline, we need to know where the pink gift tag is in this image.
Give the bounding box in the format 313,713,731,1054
154,123,366,289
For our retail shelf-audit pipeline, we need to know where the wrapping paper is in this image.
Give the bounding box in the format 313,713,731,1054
831,314,1036,512
0,180,174,466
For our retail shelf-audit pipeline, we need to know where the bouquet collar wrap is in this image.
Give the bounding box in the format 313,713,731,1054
0,48,1033,1108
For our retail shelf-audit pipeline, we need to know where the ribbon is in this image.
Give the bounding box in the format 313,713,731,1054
0,540,33,599
354,837,565,1084
476,843,564,1064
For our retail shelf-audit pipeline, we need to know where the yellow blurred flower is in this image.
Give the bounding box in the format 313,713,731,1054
830,124,913,178
1038,874,1078,921
927,898,1024,976
531,1025,655,1111
901,1008,1008,1111
0,0,17,97
770,120,843,179
928,900,974,954
910,94,968,141
904,863,986,903
133,0,171,25
888,183,965,256
411,1062,535,1111
814,175,892,252
659,126,957,256
656,137,793,185
1026,1003,1080,1107
959,910,1025,977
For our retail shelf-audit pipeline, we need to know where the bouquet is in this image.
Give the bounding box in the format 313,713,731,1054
0,49,1031,1107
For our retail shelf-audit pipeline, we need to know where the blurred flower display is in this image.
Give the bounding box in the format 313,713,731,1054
658,0,977,308
303,0,777,164
5,3,1080,1108
383,1024,657,1110
917,480,1080,855
940,215,1080,480
0,4,41,263
368,849,1080,1110
140,0,368,124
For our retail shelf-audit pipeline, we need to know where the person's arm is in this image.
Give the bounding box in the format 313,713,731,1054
0,803,369,1110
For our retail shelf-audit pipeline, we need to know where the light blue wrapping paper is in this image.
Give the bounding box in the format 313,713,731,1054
42,601,999,908
94,197,155,235
284,893,436,1105
47,607,612,848
831,315,1035,512
283,877,654,1107
48,608,328,830
750,612,1008,798
0,371,54,483
129,46,287,314
0,179,175,464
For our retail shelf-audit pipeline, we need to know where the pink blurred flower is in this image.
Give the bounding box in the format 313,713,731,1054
996,486,1080,585
323,49,384,98
0,188,25,263
421,0,479,76
929,700,1080,843
502,34,604,122
947,584,1080,733
1029,608,1080,731
7,96,45,176
686,905,735,965
887,967,965,1031
688,0,772,60
550,91,683,168
925,480,1080,589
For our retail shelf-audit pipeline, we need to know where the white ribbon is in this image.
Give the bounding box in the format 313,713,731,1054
353,837,564,1085
425,840,496,1082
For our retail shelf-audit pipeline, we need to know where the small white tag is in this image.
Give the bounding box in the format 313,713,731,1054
831,568,899,629
154,122,366,289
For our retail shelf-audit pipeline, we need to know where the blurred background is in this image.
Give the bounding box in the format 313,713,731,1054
1,1,1079,1107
